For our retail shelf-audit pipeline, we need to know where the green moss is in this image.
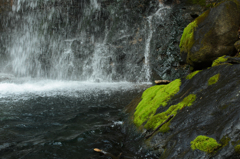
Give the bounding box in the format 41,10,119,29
144,94,196,132
208,74,220,86
191,135,221,153
134,79,181,127
179,20,197,54
235,145,240,153
212,55,228,67
179,10,210,55
159,122,171,133
186,70,201,80
220,136,231,147
187,26,213,64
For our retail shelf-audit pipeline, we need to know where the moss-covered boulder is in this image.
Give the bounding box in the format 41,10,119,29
130,59,240,158
180,1,240,69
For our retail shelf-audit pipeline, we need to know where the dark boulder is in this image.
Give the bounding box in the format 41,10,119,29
180,1,240,69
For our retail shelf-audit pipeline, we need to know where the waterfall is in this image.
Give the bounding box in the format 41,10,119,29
144,16,153,82
0,0,170,82
143,3,171,82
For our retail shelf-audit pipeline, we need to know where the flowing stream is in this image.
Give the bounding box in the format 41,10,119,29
0,0,171,158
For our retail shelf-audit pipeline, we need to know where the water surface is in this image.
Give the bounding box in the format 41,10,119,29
0,80,157,159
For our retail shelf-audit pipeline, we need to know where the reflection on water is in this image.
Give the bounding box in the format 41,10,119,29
0,81,159,159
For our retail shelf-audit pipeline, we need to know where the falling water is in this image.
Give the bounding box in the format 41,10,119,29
144,15,153,82
1,0,167,82
143,4,171,82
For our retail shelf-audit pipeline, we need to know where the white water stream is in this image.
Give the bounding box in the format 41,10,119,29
143,3,171,81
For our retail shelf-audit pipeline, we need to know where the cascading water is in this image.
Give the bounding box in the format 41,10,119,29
0,0,174,158
143,15,153,82
2,0,168,82
143,4,171,82
6,0,81,80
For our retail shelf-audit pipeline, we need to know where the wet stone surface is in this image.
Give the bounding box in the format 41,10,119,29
143,63,240,158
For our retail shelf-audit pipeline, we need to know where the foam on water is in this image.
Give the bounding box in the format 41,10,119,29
0,80,151,98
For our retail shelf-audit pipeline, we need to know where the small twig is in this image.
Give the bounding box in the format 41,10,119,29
94,148,122,159
155,80,171,85
145,115,174,139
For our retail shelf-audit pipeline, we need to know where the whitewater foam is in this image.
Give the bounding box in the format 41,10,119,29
0,80,151,98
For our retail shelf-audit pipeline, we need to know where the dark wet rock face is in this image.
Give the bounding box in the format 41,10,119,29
149,2,195,81
141,63,240,158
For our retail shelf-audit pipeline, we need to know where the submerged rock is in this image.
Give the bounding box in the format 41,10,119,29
129,60,240,158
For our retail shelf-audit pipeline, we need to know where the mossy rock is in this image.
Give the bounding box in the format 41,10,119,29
179,10,210,59
211,55,240,66
135,63,240,158
212,55,228,67
208,74,220,85
235,145,240,153
191,135,221,153
186,70,201,79
144,94,196,132
180,1,240,69
134,79,181,127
